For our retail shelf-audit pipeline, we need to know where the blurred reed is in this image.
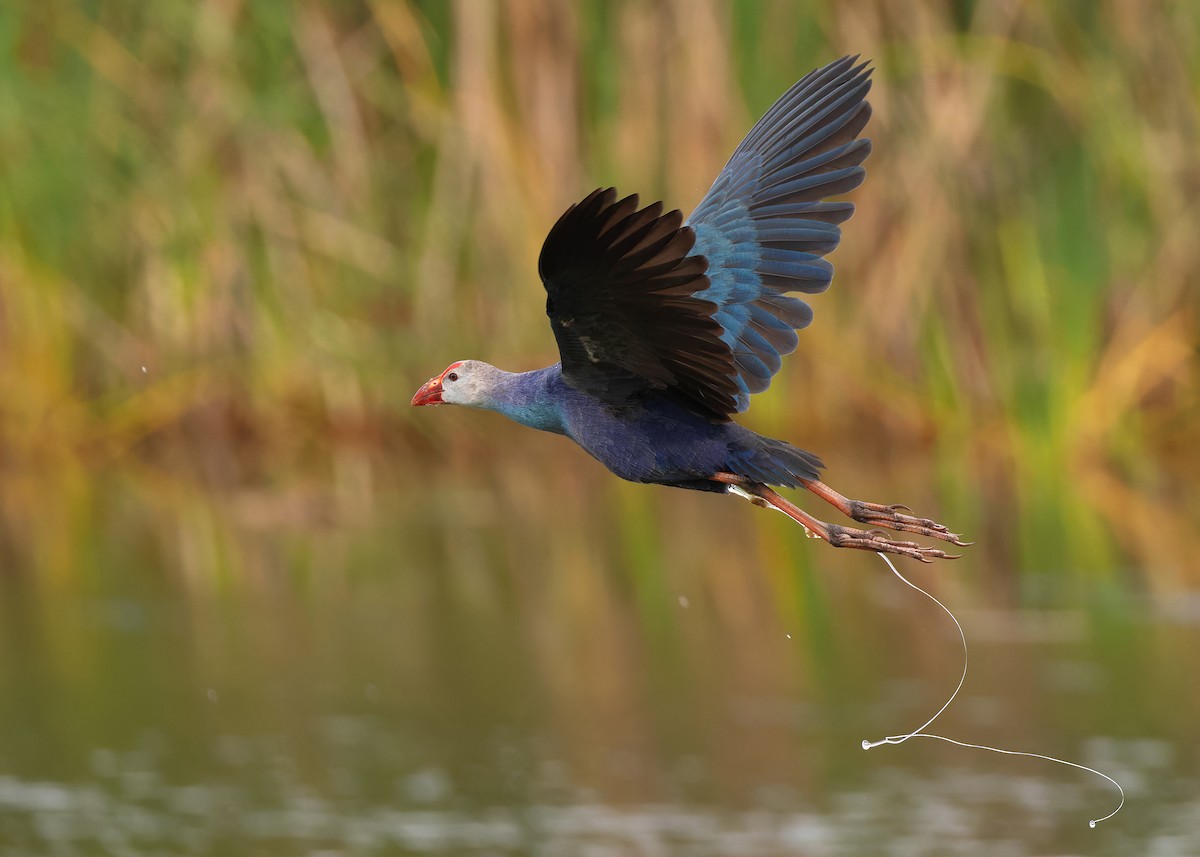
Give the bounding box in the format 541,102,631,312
1,0,1197,606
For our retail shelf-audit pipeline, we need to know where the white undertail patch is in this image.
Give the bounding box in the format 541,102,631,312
727,484,816,538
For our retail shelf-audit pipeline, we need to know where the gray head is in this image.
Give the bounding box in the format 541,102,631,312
410,359,506,408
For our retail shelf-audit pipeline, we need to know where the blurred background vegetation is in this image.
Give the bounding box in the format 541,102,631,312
2,0,1196,590
1,1,1199,853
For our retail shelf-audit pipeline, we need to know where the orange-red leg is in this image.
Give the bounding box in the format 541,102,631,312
801,478,970,546
713,473,963,563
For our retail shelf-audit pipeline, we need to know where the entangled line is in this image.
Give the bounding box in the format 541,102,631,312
862,552,1124,828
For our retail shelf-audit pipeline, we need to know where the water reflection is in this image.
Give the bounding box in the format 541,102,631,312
0,733,1194,855
1,524,1197,855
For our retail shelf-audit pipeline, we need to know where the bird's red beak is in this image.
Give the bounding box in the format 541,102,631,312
410,375,444,406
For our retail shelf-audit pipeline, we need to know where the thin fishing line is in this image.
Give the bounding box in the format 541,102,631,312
862,552,1124,828
860,552,967,746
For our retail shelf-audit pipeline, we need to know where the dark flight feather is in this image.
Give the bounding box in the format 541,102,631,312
539,56,873,421
538,188,740,420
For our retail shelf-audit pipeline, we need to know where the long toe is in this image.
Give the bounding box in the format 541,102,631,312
848,500,972,546
826,524,963,563
801,480,973,549
726,479,966,563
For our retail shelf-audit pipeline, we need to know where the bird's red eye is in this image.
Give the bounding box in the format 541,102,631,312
447,372,458,382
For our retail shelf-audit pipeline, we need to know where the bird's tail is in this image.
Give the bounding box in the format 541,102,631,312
728,433,824,488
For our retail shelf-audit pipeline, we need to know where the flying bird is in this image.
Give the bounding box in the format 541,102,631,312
412,56,968,562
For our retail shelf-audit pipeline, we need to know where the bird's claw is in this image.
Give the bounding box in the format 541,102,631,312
726,479,970,563
847,499,971,546
825,523,961,562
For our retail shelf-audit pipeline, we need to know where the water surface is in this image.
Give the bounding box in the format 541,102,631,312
1,488,1196,855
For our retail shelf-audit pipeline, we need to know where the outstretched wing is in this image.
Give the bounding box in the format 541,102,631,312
688,55,873,412
538,56,872,422
538,188,741,420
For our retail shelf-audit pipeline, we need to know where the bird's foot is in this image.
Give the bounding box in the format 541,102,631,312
844,500,972,546
802,480,971,546
716,476,962,563
824,523,961,563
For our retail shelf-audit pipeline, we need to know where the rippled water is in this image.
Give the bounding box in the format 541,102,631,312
0,730,1195,855
1,515,1197,855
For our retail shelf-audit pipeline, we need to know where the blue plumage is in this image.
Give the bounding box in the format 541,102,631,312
413,56,969,561
478,365,822,489
688,56,872,410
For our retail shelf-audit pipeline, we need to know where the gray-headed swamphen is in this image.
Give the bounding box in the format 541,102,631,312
412,56,969,562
